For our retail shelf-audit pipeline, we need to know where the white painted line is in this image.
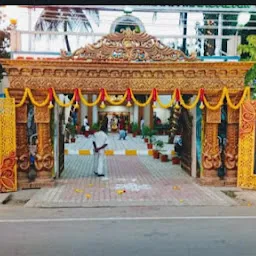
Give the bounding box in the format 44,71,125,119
1,216,256,223
69,149,79,155
114,150,125,155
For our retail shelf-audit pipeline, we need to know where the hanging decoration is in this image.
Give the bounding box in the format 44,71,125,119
74,88,80,109
4,86,251,111
48,88,54,109
126,88,132,107
100,88,106,109
152,88,157,108
199,88,205,109
175,88,181,109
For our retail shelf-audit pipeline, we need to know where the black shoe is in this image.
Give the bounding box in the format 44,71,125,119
94,171,98,175
97,174,105,177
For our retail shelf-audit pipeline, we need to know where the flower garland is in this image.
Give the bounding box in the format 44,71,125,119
130,89,153,107
52,88,75,108
104,89,128,106
225,87,250,110
180,89,201,110
156,90,176,108
27,89,49,107
78,89,102,107
4,86,251,110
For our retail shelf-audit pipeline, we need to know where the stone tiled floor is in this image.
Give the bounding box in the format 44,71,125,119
65,134,171,151
25,155,237,208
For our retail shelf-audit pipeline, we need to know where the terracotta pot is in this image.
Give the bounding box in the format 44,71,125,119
172,157,180,164
144,138,149,143
84,131,89,138
71,138,76,143
160,154,168,162
132,132,137,137
153,150,159,159
147,143,153,149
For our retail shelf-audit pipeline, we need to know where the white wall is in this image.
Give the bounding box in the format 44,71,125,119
154,108,170,124
92,94,98,124
154,95,171,124
80,94,88,125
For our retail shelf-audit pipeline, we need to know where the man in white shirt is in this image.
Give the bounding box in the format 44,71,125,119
93,125,108,177
83,115,90,131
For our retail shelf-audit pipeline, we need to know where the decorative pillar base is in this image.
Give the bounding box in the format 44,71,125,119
224,169,237,186
18,178,55,190
200,177,224,186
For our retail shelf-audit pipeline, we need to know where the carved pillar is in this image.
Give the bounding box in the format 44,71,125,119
34,93,54,182
9,90,30,186
224,93,241,186
201,95,222,186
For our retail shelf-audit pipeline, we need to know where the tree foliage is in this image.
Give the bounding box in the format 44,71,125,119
238,35,256,86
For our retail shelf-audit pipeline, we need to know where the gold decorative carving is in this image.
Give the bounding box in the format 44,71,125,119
16,104,27,123
14,95,30,173
0,98,17,192
1,58,253,94
60,28,197,62
205,95,221,123
34,106,50,123
237,101,256,189
35,120,53,177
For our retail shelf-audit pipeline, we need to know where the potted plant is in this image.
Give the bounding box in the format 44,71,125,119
147,129,156,149
131,122,139,137
66,123,76,143
153,139,164,159
143,126,150,143
91,123,99,133
171,150,180,164
159,150,168,162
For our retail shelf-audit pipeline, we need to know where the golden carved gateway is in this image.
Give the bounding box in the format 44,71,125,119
0,29,255,190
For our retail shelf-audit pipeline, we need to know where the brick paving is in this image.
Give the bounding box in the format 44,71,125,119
26,155,237,208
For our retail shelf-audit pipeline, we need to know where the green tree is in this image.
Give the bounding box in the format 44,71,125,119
238,35,256,98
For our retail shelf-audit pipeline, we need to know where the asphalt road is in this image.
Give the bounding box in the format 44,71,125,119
1,207,256,256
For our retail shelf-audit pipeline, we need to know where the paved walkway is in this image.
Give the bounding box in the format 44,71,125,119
25,155,237,208
65,134,174,155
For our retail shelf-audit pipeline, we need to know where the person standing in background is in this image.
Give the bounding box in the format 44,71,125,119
140,116,145,139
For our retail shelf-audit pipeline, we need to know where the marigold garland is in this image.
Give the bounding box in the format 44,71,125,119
104,89,128,105
203,88,227,111
156,90,176,108
225,87,250,110
130,89,153,107
78,89,101,107
180,90,200,110
3,86,251,110
27,89,49,107
52,88,75,107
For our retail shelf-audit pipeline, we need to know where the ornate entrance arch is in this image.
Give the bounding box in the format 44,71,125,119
0,28,254,190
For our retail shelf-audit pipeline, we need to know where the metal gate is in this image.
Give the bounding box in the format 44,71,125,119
237,101,256,189
0,98,17,192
